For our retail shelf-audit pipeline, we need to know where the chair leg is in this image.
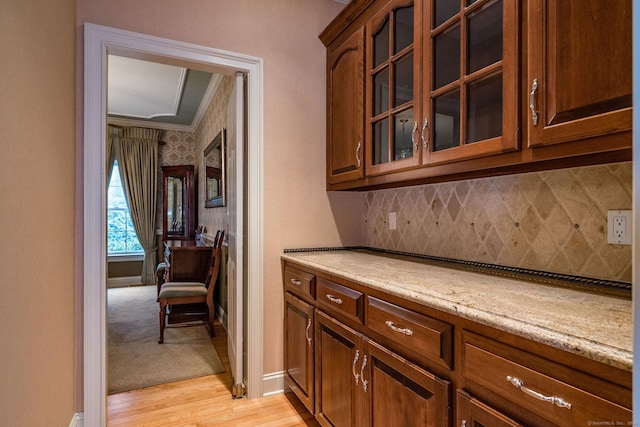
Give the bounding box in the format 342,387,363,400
158,300,167,344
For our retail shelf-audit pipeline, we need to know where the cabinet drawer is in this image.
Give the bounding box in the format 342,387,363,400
284,265,315,300
367,296,453,369
462,334,631,426
316,278,363,323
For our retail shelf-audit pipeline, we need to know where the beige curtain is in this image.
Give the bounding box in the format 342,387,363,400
117,127,160,285
106,126,122,186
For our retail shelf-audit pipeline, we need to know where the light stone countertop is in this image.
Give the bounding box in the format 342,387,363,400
281,249,632,372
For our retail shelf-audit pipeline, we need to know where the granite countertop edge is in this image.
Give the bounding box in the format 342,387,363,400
281,250,632,372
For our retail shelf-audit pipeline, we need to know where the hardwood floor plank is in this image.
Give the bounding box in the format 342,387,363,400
108,321,318,426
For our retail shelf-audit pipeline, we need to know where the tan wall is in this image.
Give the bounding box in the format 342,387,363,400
0,0,77,424
77,0,362,379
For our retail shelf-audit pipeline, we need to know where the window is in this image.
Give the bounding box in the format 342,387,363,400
108,160,143,254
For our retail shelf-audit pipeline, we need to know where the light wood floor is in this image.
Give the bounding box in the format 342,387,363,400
108,321,319,427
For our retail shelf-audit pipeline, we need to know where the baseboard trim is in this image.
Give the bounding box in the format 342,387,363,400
216,306,228,330
262,371,285,397
107,276,141,287
69,412,83,427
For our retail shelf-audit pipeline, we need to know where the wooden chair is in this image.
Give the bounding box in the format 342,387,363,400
158,230,224,344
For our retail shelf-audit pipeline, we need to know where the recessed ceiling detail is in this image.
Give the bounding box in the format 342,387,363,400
108,55,186,119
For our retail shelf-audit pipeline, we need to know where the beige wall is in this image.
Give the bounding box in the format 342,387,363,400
78,0,362,379
1,0,77,424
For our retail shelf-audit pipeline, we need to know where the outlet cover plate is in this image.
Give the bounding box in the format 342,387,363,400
607,210,632,245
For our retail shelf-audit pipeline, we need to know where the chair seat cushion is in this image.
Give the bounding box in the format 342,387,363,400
158,282,207,299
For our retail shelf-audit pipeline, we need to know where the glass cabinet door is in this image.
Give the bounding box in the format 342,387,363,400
162,165,195,241
366,0,422,175
424,0,518,166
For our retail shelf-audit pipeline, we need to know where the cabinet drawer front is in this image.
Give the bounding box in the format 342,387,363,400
463,340,631,426
316,278,363,323
367,296,453,369
284,265,315,300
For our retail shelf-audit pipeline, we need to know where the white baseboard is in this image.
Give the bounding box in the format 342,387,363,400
107,276,142,287
69,412,83,427
262,371,285,397
216,306,228,330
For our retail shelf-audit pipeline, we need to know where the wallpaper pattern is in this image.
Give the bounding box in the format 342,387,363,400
362,162,633,282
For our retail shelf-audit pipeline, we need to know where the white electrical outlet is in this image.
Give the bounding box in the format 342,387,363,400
607,210,632,245
389,212,397,230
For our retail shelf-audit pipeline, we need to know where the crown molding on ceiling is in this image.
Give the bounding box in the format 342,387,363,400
107,73,223,133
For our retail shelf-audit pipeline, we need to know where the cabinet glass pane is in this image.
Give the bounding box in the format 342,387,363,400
434,25,460,89
467,0,503,74
394,5,414,53
467,73,502,143
433,89,460,151
434,0,460,28
374,18,390,68
394,53,413,107
394,109,414,160
374,68,390,115
373,118,390,164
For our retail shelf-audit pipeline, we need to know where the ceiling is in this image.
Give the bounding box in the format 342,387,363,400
107,54,222,132
107,1,348,132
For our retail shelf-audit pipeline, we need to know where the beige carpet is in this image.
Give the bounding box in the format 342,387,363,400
108,285,225,394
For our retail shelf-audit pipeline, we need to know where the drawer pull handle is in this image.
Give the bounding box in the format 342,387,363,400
326,294,343,305
506,376,572,410
305,319,312,346
290,278,302,286
360,355,368,392
411,120,418,151
385,320,414,336
352,350,360,385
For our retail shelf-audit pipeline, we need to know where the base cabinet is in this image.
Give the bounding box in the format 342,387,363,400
283,259,631,427
284,293,315,413
315,311,451,427
456,390,523,427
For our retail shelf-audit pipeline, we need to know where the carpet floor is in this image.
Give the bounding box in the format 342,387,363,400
108,285,225,394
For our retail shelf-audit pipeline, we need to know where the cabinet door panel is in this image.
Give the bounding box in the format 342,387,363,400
284,293,315,413
527,0,632,147
316,311,360,427
327,27,365,185
364,339,451,427
457,390,524,427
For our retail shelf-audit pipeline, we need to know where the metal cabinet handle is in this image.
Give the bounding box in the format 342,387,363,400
507,376,572,409
305,319,312,346
385,320,413,336
326,294,343,305
411,120,418,151
356,141,361,168
360,355,368,392
529,79,539,126
461,421,466,427
421,118,429,151
352,350,360,385
290,278,301,286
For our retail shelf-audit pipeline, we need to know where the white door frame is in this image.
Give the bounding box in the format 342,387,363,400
83,23,264,426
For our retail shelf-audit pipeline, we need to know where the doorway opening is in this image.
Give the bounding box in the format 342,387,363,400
83,23,264,425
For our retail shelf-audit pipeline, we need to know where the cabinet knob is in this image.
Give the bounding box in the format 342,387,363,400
529,79,539,126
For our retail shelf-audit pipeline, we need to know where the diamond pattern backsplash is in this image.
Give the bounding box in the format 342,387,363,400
363,162,632,282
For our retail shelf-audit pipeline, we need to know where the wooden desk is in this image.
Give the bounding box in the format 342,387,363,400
163,240,213,283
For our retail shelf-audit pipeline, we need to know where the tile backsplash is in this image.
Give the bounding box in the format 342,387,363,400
363,162,632,282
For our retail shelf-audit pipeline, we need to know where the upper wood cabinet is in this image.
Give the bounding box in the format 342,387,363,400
423,0,519,166
365,0,423,176
326,26,365,185
526,0,632,150
320,0,632,190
